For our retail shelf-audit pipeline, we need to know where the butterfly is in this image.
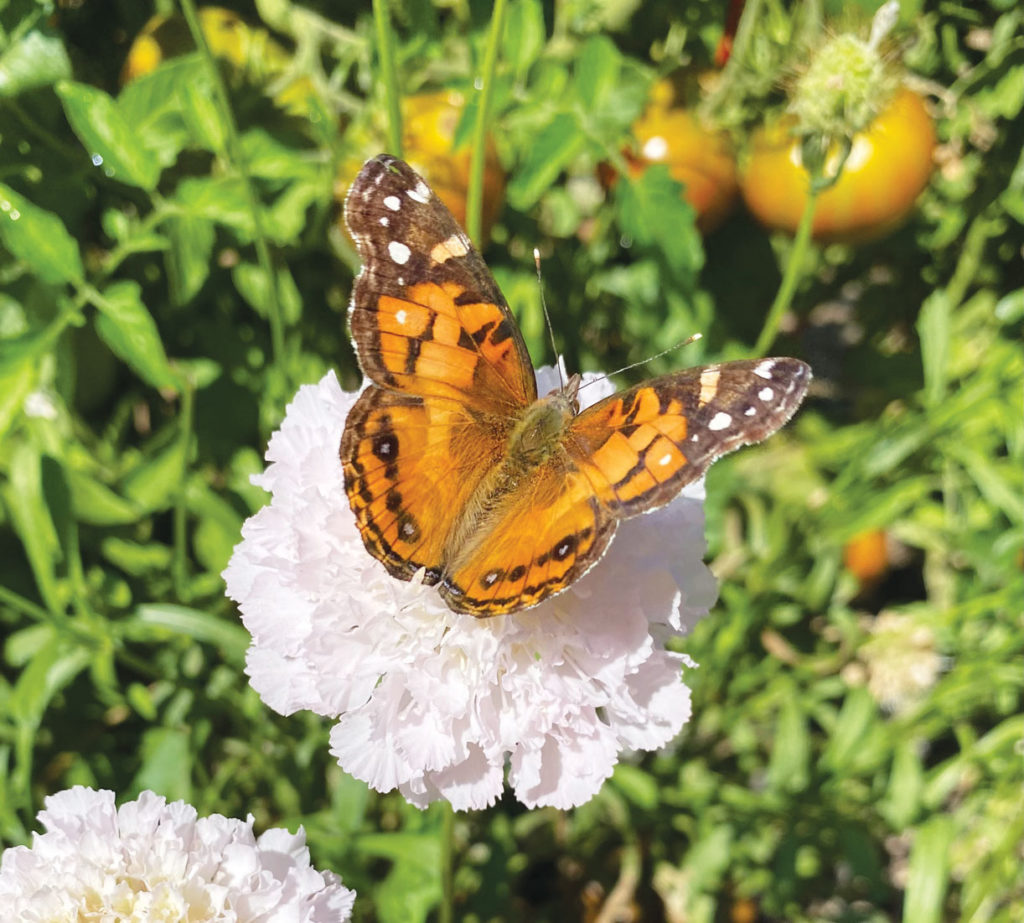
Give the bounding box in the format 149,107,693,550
341,154,811,617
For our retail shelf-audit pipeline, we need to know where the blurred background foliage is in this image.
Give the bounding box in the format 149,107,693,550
0,0,1021,920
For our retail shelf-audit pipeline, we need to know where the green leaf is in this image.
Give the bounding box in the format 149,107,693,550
179,76,227,154
121,429,189,513
574,35,621,111
502,0,545,79
507,114,587,210
174,176,256,238
118,56,203,168
903,815,954,923
767,692,810,793
165,216,215,305
3,443,63,614
917,289,951,407
611,763,659,810
8,635,91,728
126,604,249,660
0,184,84,284
820,686,878,772
233,262,302,325
615,166,704,282
881,738,924,828
55,81,161,191
0,357,36,440
133,727,192,802
0,26,72,96
66,469,142,526
94,280,178,390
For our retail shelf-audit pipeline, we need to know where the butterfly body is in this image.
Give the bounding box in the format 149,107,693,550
342,154,811,617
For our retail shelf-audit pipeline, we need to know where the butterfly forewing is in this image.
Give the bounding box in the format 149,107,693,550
345,154,537,413
568,358,811,517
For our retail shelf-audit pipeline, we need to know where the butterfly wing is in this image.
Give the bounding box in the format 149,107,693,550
567,357,812,515
438,459,617,616
345,154,537,413
341,387,510,586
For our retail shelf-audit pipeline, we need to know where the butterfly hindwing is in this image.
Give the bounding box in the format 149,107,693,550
568,358,812,516
439,462,617,616
341,386,510,585
345,154,536,414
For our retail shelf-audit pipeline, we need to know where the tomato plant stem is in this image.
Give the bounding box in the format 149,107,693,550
754,188,818,356
467,0,506,246
373,0,403,158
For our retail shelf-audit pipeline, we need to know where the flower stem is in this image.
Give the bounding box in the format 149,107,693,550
373,0,403,157
172,378,195,601
466,0,506,245
753,189,818,356
439,800,455,923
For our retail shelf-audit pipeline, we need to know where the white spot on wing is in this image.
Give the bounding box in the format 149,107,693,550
383,195,401,211
698,367,721,408
708,412,732,431
758,387,775,401
658,452,673,466
388,241,411,265
379,216,389,226
395,309,407,324
744,406,757,416
407,181,430,203
754,359,776,379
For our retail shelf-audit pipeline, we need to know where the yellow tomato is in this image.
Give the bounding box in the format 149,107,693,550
604,78,739,233
741,88,936,242
121,6,312,117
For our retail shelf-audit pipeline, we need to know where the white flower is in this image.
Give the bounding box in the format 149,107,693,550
224,368,718,810
859,610,943,712
0,786,355,921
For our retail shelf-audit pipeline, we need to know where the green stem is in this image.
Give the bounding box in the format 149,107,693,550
753,188,818,356
704,0,762,118
179,0,286,369
439,800,455,923
172,379,195,602
466,0,506,245
373,0,403,156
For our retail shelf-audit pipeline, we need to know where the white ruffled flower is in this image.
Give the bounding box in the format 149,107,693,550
0,786,355,921
224,368,717,810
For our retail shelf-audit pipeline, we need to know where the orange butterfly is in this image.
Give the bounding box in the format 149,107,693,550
341,155,810,616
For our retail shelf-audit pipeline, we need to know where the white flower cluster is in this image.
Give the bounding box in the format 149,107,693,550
224,369,717,810
0,787,354,921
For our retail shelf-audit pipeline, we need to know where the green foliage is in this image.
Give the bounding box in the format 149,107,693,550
1,1,1022,921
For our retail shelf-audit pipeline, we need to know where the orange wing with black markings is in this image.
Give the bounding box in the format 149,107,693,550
340,387,510,587
568,358,812,516
439,458,617,616
345,154,536,414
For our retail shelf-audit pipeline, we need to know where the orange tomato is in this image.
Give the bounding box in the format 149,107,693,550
605,79,739,233
337,90,506,245
843,529,889,584
740,88,936,242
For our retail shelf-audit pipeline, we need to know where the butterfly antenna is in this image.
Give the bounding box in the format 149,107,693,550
534,248,565,390
577,333,704,395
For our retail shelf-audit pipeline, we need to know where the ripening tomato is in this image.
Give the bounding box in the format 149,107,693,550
843,529,889,584
337,90,505,245
604,78,739,233
740,88,936,242
121,6,313,116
